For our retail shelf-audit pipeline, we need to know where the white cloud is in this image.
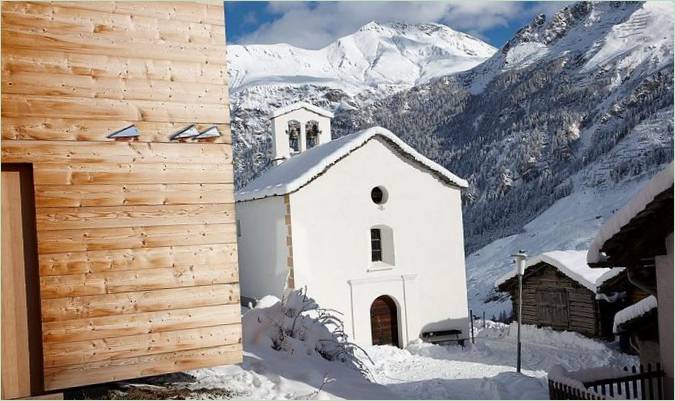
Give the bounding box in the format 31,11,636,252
237,1,529,49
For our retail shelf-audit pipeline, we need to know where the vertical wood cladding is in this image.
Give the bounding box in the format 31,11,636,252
1,2,241,391
506,264,601,337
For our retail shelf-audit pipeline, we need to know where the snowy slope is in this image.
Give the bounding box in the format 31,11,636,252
468,1,673,93
229,21,496,94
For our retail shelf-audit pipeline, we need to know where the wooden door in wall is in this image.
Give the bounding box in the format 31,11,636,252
370,296,400,347
1,164,43,399
535,288,569,329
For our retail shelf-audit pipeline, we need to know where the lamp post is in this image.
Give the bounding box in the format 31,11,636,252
511,250,527,374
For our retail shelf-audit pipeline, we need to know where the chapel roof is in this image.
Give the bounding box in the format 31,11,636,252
270,101,334,119
235,126,468,202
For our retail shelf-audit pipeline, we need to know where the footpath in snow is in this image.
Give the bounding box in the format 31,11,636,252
364,321,637,400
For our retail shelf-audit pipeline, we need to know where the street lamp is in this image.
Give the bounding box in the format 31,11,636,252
512,250,527,373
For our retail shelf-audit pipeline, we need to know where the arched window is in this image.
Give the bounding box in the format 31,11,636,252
287,120,300,153
305,120,320,149
370,225,395,265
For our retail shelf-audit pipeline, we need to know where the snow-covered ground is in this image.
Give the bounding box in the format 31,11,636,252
84,296,637,400
364,321,636,400
183,309,636,400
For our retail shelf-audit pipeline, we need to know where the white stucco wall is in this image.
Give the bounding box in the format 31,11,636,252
288,137,469,346
656,232,673,399
272,108,331,161
235,196,288,302
272,109,331,159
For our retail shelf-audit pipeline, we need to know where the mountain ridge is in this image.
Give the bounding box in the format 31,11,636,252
228,20,496,94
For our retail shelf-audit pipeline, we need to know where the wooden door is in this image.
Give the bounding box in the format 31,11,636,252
535,288,569,329
370,296,399,347
2,164,43,399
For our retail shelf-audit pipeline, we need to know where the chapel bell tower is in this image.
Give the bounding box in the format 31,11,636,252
270,102,334,165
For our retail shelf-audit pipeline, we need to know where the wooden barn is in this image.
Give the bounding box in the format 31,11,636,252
496,250,623,338
587,163,673,399
1,2,241,399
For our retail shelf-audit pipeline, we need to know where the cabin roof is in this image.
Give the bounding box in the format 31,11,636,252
270,101,334,119
587,163,674,267
495,250,623,294
235,126,468,202
613,295,658,334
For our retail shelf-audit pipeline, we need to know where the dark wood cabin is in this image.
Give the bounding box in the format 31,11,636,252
587,166,673,399
497,260,621,338
596,269,656,352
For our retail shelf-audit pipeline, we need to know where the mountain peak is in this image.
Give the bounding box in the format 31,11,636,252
358,21,383,32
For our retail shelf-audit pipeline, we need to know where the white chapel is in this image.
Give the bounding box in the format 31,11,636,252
235,101,471,346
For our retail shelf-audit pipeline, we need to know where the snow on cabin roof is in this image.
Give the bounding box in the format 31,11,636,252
495,250,622,293
235,126,468,202
613,295,657,334
587,162,674,266
271,101,334,119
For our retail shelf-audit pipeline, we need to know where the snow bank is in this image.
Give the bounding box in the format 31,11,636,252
189,289,395,399
495,250,621,293
588,162,673,265
613,295,657,333
236,126,468,201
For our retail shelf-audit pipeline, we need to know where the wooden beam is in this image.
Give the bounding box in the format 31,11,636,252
33,162,233,185
2,118,231,143
42,303,241,343
40,263,238,298
2,94,230,124
43,344,242,391
43,324,241,368
2,141,232,165
37,223,237,254
35,183,235,208
2,70,229,105
39,243,238,276
41,283,239,322
36,204,235,231
2,2,225,45
53,2,225,26
2,49,227,86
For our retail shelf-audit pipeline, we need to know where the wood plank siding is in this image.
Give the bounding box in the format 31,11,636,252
501,263,602,337
1,2,241,394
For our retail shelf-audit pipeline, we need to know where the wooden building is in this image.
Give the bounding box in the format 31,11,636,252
587,163,673,399
1,2,241,398
496,250,622,338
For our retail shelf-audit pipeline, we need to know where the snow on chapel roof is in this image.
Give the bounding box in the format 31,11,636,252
271,101,334,119
236,126,468,202
495,250,622,293
587,162,674,265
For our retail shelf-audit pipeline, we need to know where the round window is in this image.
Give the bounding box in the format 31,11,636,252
371,186,387,204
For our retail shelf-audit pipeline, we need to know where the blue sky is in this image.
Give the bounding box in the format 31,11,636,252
224,1,570,49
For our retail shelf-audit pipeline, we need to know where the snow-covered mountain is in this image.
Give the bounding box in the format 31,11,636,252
229,21,496,184
229,21,496,95
228,2,673,315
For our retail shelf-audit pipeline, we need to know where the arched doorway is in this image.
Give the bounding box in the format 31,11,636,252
370,295,399,347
